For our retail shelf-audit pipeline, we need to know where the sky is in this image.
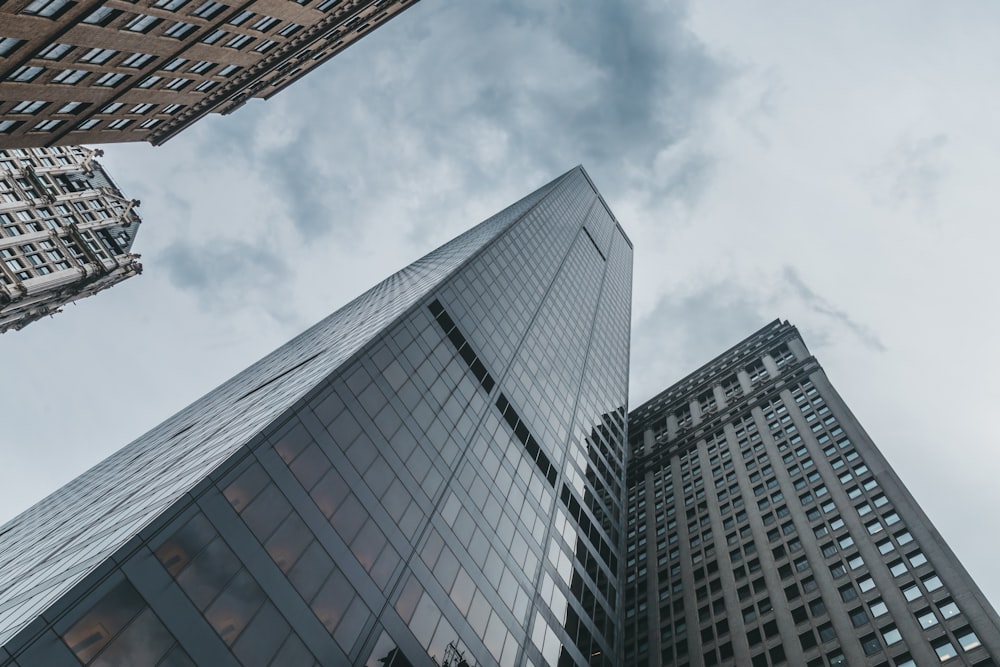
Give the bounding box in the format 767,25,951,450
3,0,1000,613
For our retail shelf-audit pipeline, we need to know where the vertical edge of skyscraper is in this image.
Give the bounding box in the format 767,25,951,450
623,320,1000,666
0,166,634,667
0,145,142,333
0,0,419,149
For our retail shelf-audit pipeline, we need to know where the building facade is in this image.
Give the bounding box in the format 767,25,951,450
623,320,1000,666
0,144,141,332
0,166,632,666
0,0,417,148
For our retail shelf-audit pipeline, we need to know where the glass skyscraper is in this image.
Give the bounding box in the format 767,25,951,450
623,320,1000,666
0,166,632,667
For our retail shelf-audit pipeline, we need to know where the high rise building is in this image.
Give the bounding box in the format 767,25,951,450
0,145,141,333
623,320,1000,666
0,166,632,666
0,0,417,149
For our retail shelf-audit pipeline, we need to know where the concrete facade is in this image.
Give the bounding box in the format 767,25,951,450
624,321,1000,666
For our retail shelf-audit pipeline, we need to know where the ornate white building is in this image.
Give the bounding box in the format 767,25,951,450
0,145,141,332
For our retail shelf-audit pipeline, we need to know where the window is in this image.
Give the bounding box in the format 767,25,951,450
850,608,869,628
251,15,280,31
916,609,937,629
860,633,881,655
218,64,240,76
32,119,63,131
53,69,88,84
225,34,254,49
102,102,124,113
254,39,277,52
956,628,980,652
7,66,44,82
94,72,128,87
76,119,100,130
11,100,46,114
82,6,119,24
194,80,217,92
227,9,254,24
902,585,921,602
165,77,191,90
858,576,876,592
20,0,73,17
201,29,227,44
121,52,155,68
107,119,132,130
278,22,301,37
938,600,960,619
138,75,162,89
139,118,160,129
192,0,224,18
154,0,188,8
0,38,27,57
164,21,197,39
882,625,901,645
162,103,183,114
164,57,188,71
125,14,161,32
189,60,215,74
130,103,156,114
889,560,907,577
869,599,888,617
922,574,943,592
934,640,957,662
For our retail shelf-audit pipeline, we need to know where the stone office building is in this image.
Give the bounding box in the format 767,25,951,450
623,320,1000,666
0,0,418,148
0,144,141,332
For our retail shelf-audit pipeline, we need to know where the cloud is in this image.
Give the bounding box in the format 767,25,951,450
781,267,886,353
191,0,730,243
868,133,949,213
630,266,885,404
158,238,292,316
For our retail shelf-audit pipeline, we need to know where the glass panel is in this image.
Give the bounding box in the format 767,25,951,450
90,608,174,667
175,537,241,610
62,580,145,663
310,569,355,634
264,512,313,573
204,569,266,645
154,513,215,576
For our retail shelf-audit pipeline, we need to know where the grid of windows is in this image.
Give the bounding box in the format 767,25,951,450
0,168,635,667
625,322,1000,666
0,0,420,147
0,146,142,332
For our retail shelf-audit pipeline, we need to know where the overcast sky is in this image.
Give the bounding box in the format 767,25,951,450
3,0,999,612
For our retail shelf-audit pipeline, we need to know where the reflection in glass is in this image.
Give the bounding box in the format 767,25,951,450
204,569,266,645
62,579,144,663
175,537,241,610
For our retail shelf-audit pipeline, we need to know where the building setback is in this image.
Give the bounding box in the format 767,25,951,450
0,145,141,333
0,166,632,666
623,320,1000,666
0,0,417,149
